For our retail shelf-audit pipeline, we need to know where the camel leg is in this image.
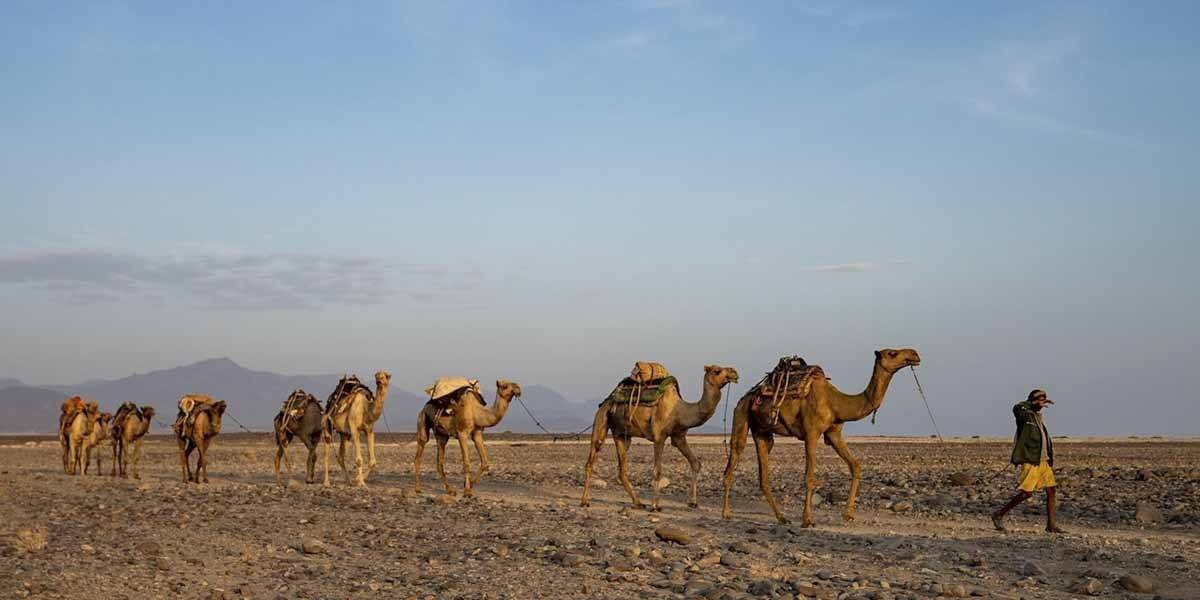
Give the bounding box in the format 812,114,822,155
650,438,667,512
824,427,861,522
613,435,644,509
671,434,702,509
801,432,820,528
365,425,378,480
435,434,455,496
350,427,366,487
131,438,143,480
322,437,332,487
83,445,91,475
305,442,318,484
184,443,196,483
721,397,751,519
472,430,490,477
414,421,429,493
111,440,119,477
94,443,103,476
579,408,609,507
178,437,190,482
338,437,350,484
198,438,209,484
754,434,788,524
456,431,473,498
275,442,285,486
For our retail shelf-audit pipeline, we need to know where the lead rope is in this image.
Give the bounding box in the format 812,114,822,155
515,395,555,436
722,383,732,450
910,366,945,448
225,412,256,434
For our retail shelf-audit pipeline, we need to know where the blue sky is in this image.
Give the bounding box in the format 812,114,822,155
1,1,1197,435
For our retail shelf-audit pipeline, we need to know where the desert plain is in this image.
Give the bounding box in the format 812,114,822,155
1,435,1196,599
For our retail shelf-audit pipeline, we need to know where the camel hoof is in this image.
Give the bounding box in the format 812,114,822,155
687,502,699,509
799,520,814,528
133,474,140,480
648,506,662,513
842,512,856,523
632,503,646,510
580,500,590,508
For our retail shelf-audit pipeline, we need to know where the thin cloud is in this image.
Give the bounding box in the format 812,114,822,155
606,31,655,49
627,0,752,47
0,248,481,311
804,259,912,273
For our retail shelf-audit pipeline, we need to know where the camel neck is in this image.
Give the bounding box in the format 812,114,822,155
830,361,895,423
678,375,725,429
480,392,514,428
368,384,388,422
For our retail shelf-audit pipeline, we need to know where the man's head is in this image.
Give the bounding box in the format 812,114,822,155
1028,389,1053,411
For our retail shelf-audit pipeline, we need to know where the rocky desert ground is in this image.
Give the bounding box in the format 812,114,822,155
0,434,1196,599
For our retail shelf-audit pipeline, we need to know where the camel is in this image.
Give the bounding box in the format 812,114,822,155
414,380,523,497
81,413,112,476
322,371,390,487
177,400,226,483
721,348,921,526
60,398,99,475
110,403,156,479
580,364,740,511
274,389,323,485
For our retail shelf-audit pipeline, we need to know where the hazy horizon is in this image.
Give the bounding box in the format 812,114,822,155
2,2,1197,437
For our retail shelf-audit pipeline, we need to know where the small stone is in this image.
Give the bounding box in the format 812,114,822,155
696,552,721,567
654,525,691,545
948,472,975,486
890,501,913,513
593,479,608,489
210,589,227,600
816,569,833,580
80,544,96,554
1019,561,1046,577
155,557,172,571
301,539,328,555
1117,575,1156,593
656,477,671,490
1073,577,1104,596
434,495,457,506
552,551,583,567
748,580,777,596
135,541,161,555
1134,502,1163,525
1134,468,1152,481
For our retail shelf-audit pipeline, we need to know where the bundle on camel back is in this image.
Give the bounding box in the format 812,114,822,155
174,393,217,436
747,356,825,426
273,389,323,485
599,362,678,415
110,401,155,479
415,377,523,498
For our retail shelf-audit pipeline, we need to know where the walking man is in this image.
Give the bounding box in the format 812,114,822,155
992,389,1067,533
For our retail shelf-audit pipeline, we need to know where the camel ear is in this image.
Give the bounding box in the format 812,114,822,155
704,365,715,373
496,380,502,388
874,350,882,360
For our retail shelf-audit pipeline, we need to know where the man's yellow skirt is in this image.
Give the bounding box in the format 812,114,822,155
1017,460,1056,492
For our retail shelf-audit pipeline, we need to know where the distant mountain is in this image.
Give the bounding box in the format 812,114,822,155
0,358,586,435
0,385,65,434
0,378,23,389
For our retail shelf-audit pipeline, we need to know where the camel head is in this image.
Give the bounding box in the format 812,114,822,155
704,365,740,387
96,413,112,435
140,406,156,421
209,401,227,431
375,371,391,389
496,380,522,399
85,401,99,416
874,348,921,372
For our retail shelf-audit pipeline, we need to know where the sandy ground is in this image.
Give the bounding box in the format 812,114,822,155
0,434,1196,599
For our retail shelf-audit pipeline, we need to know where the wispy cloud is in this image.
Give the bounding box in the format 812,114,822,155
0,248,482,311
628,0,752,47
605,31,655,49
999,37,1080,97
794,1,905,28
803,259,912,273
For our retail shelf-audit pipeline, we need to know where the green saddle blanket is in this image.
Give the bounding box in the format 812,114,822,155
600,376,678,409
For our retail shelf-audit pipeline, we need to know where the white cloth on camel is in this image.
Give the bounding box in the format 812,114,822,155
425,377,481,401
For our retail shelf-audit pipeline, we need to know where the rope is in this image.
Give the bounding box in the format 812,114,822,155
225,412,256,434
910,366,945,447
381,407,392,435
722,384,732,449
515,395,555,436
553,423,594,443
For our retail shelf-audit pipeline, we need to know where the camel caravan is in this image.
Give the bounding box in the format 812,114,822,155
47,347,925,525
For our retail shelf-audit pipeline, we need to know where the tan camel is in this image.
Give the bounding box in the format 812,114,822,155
414,380,523,497
110,404,156,479
721,348,921,526
580,364,740,511
60,399,99,475
81,413,112,475
177,400,226,483
322,371,390,487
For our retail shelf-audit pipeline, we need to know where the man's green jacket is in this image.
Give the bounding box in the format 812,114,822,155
1011,400,1054,466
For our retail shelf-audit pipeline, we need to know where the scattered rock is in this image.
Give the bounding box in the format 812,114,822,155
1020,561,1046,577
1073,577,1104,596
1134,502,1163,525
748,579,777,596
653,525,691,545
80,544,96,554
1117,575,1156,593
1134,468,1152,481
433,495,457,506
655,477,671,490
948,472,975,486
301,539,328,555
890,501,913,513
551,551,583,567
592,479,607,489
